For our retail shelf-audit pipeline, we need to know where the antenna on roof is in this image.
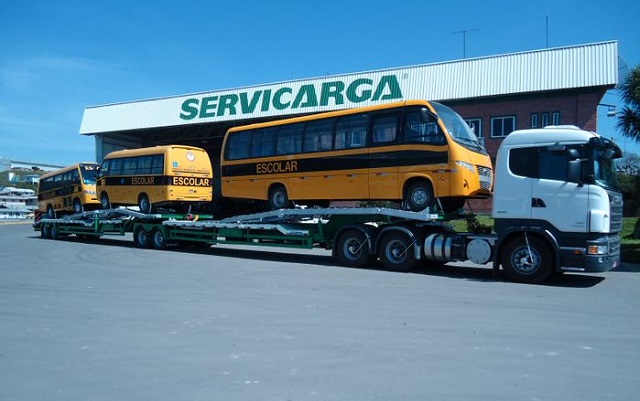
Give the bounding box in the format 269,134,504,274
545,15,549,48
453,28,479,59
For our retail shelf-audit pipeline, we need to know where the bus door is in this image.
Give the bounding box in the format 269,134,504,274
369,112,400,199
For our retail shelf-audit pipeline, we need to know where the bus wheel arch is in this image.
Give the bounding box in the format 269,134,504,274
403,178,436,212
268,184,293,210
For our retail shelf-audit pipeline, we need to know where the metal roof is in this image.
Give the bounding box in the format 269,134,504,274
79,41,618,135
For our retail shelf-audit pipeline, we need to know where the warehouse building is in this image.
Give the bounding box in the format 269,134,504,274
80,41,619,164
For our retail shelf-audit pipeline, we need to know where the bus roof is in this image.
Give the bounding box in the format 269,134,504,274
103,145,207,159
225,100,437,134
39,162,99,180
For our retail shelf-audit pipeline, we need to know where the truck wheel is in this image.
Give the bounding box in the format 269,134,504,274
151,228,167,250
41,224,51,239
268,185,292,210
501,236,553,284
404,181,435,212
133,226,151,248
73,199,84,214
378,231,417,272
50,224,59,240
336,229,374,268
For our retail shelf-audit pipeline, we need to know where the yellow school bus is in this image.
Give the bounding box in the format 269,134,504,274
97,145,213,213
220,100,493,212
38,163,100,218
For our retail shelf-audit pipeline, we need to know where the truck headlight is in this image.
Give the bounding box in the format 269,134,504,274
587,244,608,255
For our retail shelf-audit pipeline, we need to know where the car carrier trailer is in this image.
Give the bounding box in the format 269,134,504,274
33,126,624,284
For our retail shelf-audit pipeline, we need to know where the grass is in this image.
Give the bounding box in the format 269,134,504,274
450,215,640,265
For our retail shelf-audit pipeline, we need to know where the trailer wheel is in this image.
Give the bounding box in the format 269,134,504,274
378,231,417,272
336,229,374,268
133,226,151,248
501,236,553,284
268,185,292,210
50,224,59,240
151,228,167,250
41,224,51,239
73,198,84,214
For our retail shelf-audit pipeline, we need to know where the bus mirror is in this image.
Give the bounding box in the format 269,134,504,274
420,108,435,123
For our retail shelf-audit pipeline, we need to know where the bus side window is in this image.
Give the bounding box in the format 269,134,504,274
276,123,304,155
123,157,137,176
372,114,398,145
336,114,368,149
304,118,335,152
138,156,153,174
151,155,164,174
402,109,446,145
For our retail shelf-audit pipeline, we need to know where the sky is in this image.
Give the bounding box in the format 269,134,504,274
1,0,640,166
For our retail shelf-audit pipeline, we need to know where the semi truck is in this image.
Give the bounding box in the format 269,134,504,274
35,126,623,284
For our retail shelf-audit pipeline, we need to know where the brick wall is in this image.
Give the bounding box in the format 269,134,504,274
444,87,607,159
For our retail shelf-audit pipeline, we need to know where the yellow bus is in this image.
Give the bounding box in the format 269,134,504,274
96,145,213,213
38,163,100,218
220,100,493,212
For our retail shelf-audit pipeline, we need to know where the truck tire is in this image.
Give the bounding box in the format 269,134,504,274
501,236,553,284
133,226,151,248
378,231,417,272
336,229,374,268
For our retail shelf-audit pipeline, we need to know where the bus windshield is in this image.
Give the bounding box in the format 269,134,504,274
431,102,485,153
80,165,98,184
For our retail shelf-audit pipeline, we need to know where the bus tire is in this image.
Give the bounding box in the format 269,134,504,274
501,235,553,284
133,226,151,248
378,231,417,272
268,185,292,210
100,192,111,209
151,228,167,250
73,198,84,214
138,194,152,214
46,205,56,219
404,181,435,212
336,229,374,268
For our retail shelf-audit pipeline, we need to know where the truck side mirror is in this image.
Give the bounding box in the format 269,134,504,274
567,159,581,183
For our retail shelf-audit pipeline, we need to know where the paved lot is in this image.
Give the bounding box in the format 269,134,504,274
1,223,639,401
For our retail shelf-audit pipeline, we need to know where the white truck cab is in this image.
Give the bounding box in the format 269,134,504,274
492,126,623,282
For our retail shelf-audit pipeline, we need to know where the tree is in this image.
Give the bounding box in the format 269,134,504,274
616,65,640,142
618,152,640,175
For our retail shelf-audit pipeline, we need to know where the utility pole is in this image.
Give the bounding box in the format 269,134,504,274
454,28,479,59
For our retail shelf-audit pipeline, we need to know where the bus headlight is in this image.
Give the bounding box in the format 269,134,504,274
455,160,475,173
83,189,96,195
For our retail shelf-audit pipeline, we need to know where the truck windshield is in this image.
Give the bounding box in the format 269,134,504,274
594,151,618,190
430,102,485,153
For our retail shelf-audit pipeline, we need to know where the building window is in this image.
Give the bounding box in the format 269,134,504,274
552,111,560,125
465,118,482,137
541,113,549,128
530,113,539,128
491,116,516,137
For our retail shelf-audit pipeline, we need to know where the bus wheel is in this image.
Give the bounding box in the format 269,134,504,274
336,229,374,268
73,199,84,214
378,231,417,272
404,181,435,212
151,228,167,250
46,205,56,219
501,236,553,284
138,194,152,214
268,185,292,210
133,226,151,248
100,192,111,209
